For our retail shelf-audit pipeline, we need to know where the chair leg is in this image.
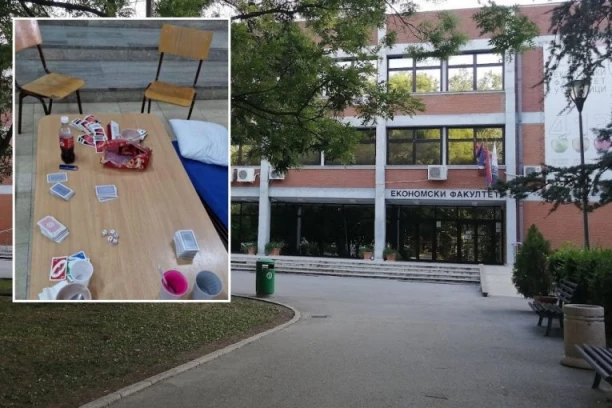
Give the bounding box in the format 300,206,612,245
187,94,196,120
18,92,24,134
592,373,601,389
76,91,83,114
141,95,146,113
48,99,53,114
147,99,152,114
537,316,543,327
545,317,553,336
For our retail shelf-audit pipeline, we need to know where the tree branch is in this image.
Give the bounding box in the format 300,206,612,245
21,0,108,16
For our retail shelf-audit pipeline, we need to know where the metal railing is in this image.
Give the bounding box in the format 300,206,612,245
0,228,12,259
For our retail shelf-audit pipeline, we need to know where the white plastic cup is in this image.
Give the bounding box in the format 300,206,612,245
70,260,94,287
192,271,223,300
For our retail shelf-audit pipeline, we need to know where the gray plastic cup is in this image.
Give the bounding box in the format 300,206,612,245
192,271,223,300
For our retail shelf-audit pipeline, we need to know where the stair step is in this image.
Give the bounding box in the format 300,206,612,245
233,268,479,284
231,263,479,276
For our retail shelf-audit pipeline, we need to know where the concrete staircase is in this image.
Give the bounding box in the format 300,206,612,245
231,255,481,284
15,20,228,103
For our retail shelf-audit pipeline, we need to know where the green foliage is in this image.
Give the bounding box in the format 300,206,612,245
265,241,284,254
512,224,552,298
359,245,374,258
383,246,401,259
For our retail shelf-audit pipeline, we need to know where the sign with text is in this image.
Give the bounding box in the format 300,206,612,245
544,45,612,168
386,189,503,200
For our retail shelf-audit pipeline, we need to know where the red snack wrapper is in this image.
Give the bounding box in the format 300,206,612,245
100,140,152,170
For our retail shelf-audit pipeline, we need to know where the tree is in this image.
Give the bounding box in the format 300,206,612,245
512,224,552,299
476,1,612,216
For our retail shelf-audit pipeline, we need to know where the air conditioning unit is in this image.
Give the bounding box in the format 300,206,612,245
427,165,448,181
523,165,542,176
269,168,285,180
236,168,256,183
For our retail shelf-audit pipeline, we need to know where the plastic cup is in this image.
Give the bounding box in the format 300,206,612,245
121,128,141,142
70,260,94,287
192,271,223,300
56,283,92,300
160,270,189,300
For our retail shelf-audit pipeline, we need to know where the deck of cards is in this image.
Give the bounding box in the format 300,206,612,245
71,114,108,153
50,183,75,201
37,215,69,243
95,184,118,202
174,230,200,260
47,172,68,184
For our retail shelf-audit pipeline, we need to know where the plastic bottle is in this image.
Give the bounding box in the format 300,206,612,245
59,116,75,164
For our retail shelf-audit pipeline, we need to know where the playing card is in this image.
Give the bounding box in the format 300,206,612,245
50,183,74,200
71,119,86,132
96,185,117,197
83,114,100,124
179,230,199,251
38,216,63,236
95,140,106,153
69,250,87,260
50,257,67,281
47,173,68,183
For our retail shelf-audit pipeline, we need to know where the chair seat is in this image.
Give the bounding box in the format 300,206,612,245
22,73,84,99
145,81,195,107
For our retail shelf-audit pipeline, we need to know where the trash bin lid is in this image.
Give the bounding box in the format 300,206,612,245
257,257,274,265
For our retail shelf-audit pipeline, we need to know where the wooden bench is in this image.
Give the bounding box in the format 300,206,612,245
575,344,612,390
528,279,577,336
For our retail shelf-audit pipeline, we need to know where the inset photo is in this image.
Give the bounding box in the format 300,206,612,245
13,18,229,301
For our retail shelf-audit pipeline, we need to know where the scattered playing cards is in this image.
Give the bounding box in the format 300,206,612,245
95,184,118,202
174,230,199,260
50,183,75,201
50,257,67,281
37,215,69,243
47,172,68,184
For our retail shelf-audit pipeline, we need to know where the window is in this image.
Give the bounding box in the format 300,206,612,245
326,128,376,165
231,144,261,166
447,53,503,92
388,57,441,93
231,202,259,253
447,127,504,165
387,128,442,165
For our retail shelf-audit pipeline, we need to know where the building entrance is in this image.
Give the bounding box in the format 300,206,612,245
387,206,504,264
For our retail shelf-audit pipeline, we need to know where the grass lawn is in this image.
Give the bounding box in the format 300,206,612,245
0,297,293,408
0,279,11,295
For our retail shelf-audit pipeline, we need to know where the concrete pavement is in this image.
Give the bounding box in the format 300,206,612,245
109,272,609,408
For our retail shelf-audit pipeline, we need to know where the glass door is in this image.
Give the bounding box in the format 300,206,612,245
436,220,458,262
459,222,476,263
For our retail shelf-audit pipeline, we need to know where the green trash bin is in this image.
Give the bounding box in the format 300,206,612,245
256,257,275,296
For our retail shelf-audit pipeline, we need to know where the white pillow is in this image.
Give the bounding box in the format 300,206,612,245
170,119,228,167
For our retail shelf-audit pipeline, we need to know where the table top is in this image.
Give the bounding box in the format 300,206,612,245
29,113,228,300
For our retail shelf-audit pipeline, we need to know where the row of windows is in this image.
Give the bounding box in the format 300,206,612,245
333,52,504,93
232,127,505,166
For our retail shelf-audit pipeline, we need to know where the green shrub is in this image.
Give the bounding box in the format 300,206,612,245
512,224,552,298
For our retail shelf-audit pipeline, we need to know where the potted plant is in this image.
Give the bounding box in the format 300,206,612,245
384,247,400,261
512,224,555,302
359,245,374,260
242,242,256,255
265,241,284,256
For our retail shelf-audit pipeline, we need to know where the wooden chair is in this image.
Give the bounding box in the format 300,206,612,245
141,24,214,120
15,20,84,134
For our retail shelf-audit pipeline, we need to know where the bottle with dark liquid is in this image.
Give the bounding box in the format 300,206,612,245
59,116,76,164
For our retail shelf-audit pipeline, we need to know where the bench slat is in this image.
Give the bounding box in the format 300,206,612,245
588,346,612,375
578,345,612,382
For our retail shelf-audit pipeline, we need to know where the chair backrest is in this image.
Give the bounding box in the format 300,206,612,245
15,20,43,52
159,24,213,61
558,279,577,305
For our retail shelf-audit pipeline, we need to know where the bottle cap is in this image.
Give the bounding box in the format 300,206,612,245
60,116,69,124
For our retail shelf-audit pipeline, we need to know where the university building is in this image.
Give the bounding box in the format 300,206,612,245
231,3,612,265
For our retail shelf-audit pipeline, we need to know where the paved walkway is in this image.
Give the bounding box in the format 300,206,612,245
109,272,609,408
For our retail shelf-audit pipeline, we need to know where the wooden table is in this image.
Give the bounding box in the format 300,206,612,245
29,114,228,300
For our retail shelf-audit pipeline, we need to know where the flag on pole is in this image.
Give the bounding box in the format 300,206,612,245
475,143,485,169
491,143,499,185
484,145,493,187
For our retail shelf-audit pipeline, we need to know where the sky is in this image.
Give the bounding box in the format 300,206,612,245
131,0,555,18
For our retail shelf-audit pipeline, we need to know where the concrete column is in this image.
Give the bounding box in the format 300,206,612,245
257,161,271,255
504,54,518,266
374,34,388,261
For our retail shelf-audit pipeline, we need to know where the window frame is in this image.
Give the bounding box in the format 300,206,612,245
446,51,505,92
324,127,377,166
445,126,505,166
387,56,442,93
386,127,443,165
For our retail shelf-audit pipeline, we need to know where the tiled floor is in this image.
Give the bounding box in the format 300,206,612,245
13,99,229,300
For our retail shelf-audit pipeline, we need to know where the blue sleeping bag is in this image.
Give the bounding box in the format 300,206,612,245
172,141,228,229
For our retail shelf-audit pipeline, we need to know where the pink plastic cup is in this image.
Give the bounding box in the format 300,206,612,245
159,270,189,300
